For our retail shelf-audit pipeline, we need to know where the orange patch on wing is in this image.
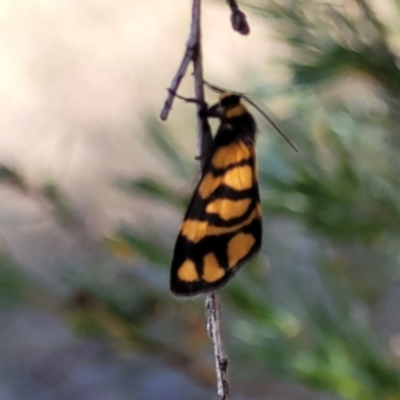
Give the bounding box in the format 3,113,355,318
223,165,253,191
202,253,225,282
227,233,256,268
198,173,221,199
212,141,252,169
206,198,251,220
177,259,199,282
180,207,261,243
181,219,209,243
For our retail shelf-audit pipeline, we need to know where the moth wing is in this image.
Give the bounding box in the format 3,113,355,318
170,141,262,296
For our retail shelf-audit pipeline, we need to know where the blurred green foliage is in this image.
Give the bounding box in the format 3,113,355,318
115,0,400,398
2,1,400,399
0,254,32,307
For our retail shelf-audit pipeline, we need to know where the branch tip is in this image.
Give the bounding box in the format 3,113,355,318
226,0,250,35
231,9,250,35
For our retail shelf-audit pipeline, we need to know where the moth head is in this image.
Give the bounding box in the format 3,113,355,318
208,92,247,119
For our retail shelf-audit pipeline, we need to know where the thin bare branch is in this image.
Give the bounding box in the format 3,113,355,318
160,1,201,120
192,0,229,400
161,1,231,398
191,5,213,167
206,293,230,400
190,1,230,398
159,55,193,120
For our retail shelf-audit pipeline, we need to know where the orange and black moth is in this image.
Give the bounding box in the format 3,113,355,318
170,93,262,296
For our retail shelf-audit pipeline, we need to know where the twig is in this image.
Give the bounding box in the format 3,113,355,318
206,292,230,399
160,0,202,120
226,0,250,35
160,0,230,398
191,2,213,168
190,2,229,399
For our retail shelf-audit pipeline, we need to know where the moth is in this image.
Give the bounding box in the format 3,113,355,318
170,92,262,296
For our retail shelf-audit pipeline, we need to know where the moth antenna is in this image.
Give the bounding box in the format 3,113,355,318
203,80,227,94
242,95,298,153
203,80,298,153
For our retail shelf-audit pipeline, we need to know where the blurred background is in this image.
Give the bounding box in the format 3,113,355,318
1,0,400,399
